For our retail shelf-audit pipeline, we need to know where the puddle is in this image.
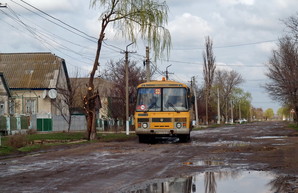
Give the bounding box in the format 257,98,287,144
192,160,226,167
122,170,285,193
192,140,251,147
253,136,287,139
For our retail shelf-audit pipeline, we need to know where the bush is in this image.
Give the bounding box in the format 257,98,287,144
26,129,37,135
7,134,28,148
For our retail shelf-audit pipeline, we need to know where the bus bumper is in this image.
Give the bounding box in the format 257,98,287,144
135,128,190,135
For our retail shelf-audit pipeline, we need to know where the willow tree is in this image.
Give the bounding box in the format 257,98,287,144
84,0,171,140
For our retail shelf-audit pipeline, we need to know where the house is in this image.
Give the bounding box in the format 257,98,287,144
0,53,71,131
70,78,113,117
70,78,123,130
0,72,11,115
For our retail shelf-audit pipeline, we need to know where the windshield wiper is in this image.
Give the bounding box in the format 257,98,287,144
144,102,157,112
167,102,179,112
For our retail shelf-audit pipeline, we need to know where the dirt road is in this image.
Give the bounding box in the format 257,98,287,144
0,121,297,193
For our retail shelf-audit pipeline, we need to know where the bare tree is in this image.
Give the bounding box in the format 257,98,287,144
265,36,298,123
101,59,145,122
53,87,72,132
84,0,171,140
202,36,216,124
214,69,244,122
52,73,75,132
284,13,298,41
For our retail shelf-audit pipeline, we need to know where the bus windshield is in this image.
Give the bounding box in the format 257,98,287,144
136,88,188,112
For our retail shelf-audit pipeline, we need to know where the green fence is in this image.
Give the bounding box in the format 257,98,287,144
0,116,6,131
0,116,30,135
37,118,52,131
21,116,30,129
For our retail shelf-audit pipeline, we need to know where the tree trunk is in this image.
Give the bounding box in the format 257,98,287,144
295,106,298,124
67,115,72,132
85,24,106,140
205,92,208,125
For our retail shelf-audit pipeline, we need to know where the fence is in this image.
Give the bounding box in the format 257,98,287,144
0,115,30,135
0,115,133,135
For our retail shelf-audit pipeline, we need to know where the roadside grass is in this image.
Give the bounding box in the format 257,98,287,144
98,133,137,142
288,123,298,131
0,132,137,156
27,132,85,141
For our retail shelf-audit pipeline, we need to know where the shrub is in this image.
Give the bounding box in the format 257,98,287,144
7,134,28,148
26,129,37,135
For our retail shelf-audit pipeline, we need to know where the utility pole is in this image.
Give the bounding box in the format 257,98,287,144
165,64,171,80
217,88,220,124
230,100,234,124
145,46,150,82
122,42,135,135
192,76,199,126
0,3,7,8
225,101,228,124
239,101,241,120
165,64,173,80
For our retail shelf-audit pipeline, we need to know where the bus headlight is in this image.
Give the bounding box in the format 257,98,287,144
176,122,182,129
142,123,148,129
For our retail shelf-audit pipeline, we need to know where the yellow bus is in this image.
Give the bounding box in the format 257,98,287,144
134,78,193,143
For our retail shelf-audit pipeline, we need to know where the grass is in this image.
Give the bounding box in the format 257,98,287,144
27,132,85,141
0,131,136,156
288,123,298,131
98,133,136,142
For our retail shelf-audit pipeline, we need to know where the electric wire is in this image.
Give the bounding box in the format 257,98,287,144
3,6,93,72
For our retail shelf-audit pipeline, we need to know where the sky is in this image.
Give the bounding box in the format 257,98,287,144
0,0,297,113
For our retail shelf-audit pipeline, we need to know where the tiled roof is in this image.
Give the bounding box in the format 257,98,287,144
0,72,11,97
0,52,64,89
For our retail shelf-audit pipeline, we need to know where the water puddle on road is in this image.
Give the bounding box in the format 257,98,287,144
192,140,252,147
253,136,287,139
123,170,289,193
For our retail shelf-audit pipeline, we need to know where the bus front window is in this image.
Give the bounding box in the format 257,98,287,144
136,88,161,112
163,88,188,111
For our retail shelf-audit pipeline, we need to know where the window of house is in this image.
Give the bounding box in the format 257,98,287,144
0,102,4,115
9,99,15,115
25,99,37,114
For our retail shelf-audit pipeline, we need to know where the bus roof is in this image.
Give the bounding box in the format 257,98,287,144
137,79,188,88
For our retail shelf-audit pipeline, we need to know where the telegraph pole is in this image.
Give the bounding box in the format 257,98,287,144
122,42,135,135
192,76,199,126
217,88,220,124
0,3,7,8
145,46,150,82
230,100,234,124
163,64,173,80
165,64,172,80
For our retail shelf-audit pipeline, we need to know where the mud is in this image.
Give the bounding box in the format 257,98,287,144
0,121,297,193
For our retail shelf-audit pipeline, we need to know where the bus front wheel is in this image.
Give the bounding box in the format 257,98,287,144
179,134,190,143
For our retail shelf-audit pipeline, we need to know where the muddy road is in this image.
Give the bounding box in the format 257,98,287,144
0,122,298,193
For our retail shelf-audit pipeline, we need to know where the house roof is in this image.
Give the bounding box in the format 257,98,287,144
0,72,11,97
0,52,69,90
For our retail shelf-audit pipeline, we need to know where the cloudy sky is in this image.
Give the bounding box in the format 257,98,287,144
0,0,297,112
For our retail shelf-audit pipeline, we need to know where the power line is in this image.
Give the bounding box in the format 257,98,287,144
15,0,97,42
172,39,278,51
9,0,124,54
159,58,266,68
0,3,127,76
